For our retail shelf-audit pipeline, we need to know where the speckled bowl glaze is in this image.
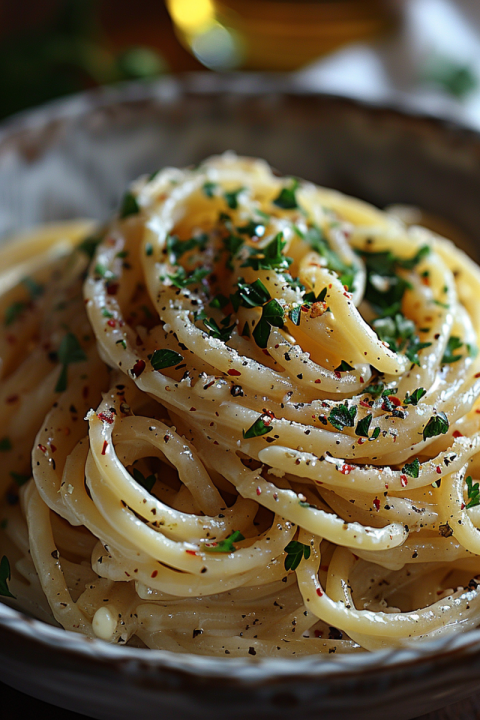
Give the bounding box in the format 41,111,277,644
1,74,480,720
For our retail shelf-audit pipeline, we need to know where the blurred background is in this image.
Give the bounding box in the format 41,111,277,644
1,0,480,128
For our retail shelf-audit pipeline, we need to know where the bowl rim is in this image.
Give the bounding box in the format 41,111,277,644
2,73,480,684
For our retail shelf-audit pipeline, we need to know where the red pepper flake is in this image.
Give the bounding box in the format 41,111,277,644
388,395,401,406
315,379,321,384
373,497,380,511
82,385,89,399
436,466,442,474
190,407,197,412
360,400,371,408
357,438,366,445
185,549,197,556
107,319,116,328
453,430,464,438
256,487,262,496
360,376,364,383
475,373,480,379
97,411,115,425
227,369,241,376
37,444,47,453
6,395,18,404
101,440,108,456
262,349,270,357
400,474,408,488
131,359,145,377
461,503,466,510
339,464,354,475
316,587,323,597
334,371,341,379
106,282,119,296
151,570,158,578
50,444,57,453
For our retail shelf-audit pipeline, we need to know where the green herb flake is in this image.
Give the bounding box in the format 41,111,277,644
204,530,245,554
119,191,140,219
209,294,230,310
231,279,270,310
167,266,210,288
151,349,184,371
243,415,274,439
132,468,156,494
145,242,153,256
0,556,15,598
355,414,373,438
288,306,302,326
252,299,284,348
94,263,116,281
284,540,311,571
466,475,480,509
273,179,299,210
442,336,463,364
55,333,87,393
224,187,244,210
78,235,102,259
167,233,208,264
241,233,292,272
328,403,357,431
203,317,236,343
402,458,420,478
423,412,449,442
335,360,354,372
202,181,217,198
102,308,114,318
404,388,426,406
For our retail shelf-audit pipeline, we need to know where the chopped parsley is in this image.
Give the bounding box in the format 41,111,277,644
166,266,210,288
204,530,245,553
150,349,184,370
202,181,217,198
0,556,15,599
209,294,229,309
230,279,270,311
442,336,463,364
284,540,311,571
328,403,357,431
273,179,299,210
402,458,420,478
243,415,274,439
94,263,116,281
55,333,87,393
302,225,355,290
252,299,284,348
242,233,292,272
78,235,102,259
224,187,244,210
166,233,208,263
119,191,140,219
335,360,354,372
132,468,156,493
355,414,373,438
404,388,426,406
466,475,480,509
203,316,236,342
423,412,449,442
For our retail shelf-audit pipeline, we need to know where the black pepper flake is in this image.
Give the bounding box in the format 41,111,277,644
248,647,256,656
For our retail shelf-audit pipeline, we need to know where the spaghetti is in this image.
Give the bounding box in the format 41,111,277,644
1,153,480,656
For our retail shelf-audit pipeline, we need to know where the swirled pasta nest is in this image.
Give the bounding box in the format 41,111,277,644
1,154,480,656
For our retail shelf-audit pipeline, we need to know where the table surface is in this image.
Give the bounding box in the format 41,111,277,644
2,679,480,720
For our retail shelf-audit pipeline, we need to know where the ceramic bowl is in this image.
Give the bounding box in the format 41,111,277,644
1,74,480,720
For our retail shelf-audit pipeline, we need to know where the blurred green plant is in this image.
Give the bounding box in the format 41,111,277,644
422,54,477,100
0,0,167,119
